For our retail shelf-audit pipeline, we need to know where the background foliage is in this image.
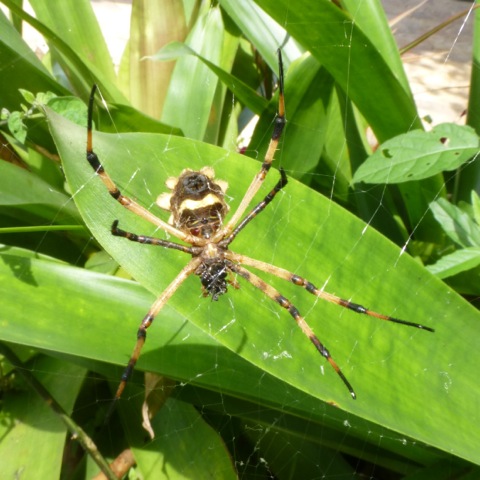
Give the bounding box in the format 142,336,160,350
1,0,480,478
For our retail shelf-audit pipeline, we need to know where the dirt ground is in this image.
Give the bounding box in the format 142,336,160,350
382,0,474,124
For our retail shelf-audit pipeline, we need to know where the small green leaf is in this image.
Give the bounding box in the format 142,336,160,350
18,88,36,104
7,110,27,143
353,124,480,184
426,247,480,279
472,190,480,226
47,96,88,127
430,197,480,248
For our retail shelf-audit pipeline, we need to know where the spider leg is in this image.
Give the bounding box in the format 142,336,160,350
221,168,288,247
107,257,202,417
228,263,356,399
87,85,198,245
226,253,434,332
214,49,286,240
111,220,201,255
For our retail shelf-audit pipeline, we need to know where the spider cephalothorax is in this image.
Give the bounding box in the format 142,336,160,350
157,166,229,239
85,50,433,413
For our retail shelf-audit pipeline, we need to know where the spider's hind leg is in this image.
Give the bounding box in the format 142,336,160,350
227,253,435,332
229,263,357,399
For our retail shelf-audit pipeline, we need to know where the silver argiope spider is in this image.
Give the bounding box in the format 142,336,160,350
86,50,433,407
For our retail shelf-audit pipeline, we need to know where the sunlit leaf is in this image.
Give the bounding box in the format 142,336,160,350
430,197,480,248
353,124,480,184
426,247,480,279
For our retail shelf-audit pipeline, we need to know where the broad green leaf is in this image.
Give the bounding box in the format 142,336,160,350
0,160,80,224
353,124,480,184
341,0,410,91
44,107,480,466
220,0,301,70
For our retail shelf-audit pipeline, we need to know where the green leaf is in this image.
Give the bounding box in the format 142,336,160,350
121,397,237,479
42,107,480,466
353,124,480,184
0,160,80,224
7,110,27,143
161,4,225,141
253,0,422,141
28,0,116,84
0,354,86,479
151,41,268,115
430,197,480,248
220,0,300,69
426,247,480,279
0,0,125,102
127,0,188,118
341,0,410,91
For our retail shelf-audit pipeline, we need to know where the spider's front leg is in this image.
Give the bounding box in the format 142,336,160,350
214,49,286,240
86,85,197,244
110,220,201,255
220,168,288,248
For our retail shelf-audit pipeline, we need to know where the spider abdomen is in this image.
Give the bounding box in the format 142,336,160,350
156,167,229,239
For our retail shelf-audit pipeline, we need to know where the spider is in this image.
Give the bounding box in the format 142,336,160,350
86,50,433,407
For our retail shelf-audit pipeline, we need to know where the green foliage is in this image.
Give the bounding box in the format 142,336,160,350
1,0,480,478
353,124,480,184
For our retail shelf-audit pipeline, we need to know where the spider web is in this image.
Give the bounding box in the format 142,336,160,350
0,0,477,479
